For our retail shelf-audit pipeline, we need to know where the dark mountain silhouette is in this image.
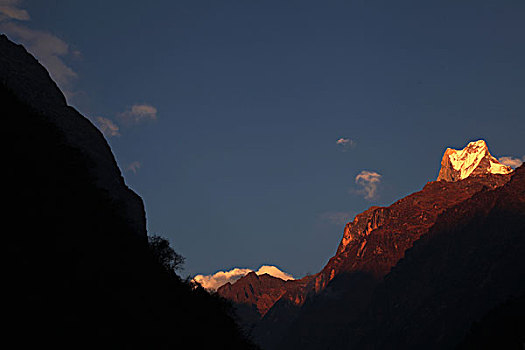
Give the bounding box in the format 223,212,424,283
457,294,525,350
2,34,256,349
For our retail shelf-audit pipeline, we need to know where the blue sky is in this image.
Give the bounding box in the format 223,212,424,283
2,0,524,278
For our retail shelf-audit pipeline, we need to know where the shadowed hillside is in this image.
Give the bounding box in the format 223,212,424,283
347,164,525,349
271,166,524,349
2,34,256,349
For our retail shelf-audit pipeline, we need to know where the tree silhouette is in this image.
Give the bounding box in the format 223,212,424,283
148,235,185,272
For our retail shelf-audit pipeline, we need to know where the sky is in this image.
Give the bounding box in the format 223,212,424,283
2,0,524,279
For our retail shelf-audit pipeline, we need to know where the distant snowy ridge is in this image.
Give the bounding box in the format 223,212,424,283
437,140,512,181
194,265,294,290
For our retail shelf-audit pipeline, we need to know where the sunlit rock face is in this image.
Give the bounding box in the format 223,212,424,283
219,272,286,316
437,140,512,182
273,165,523,350
217,271,313,317
220,140,517,350
224,171,511,318
312,170,510,293
350,164,525,350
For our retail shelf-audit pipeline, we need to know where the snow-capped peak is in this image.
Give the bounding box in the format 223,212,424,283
437,140,512,181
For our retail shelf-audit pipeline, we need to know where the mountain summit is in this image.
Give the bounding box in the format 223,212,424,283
437,140,512,181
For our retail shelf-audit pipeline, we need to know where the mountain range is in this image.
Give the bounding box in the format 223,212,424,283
217,140,524,349
3,32,523,349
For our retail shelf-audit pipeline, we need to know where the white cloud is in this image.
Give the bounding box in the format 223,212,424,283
118,104,158,125
355,170,382,200
498,156,524,169
126,161,141,174
95,117,120,137
193,265,294,291
193,268,253,291
319,211,355,225
336,137,355,151
0,0,30,21
0,2,77,92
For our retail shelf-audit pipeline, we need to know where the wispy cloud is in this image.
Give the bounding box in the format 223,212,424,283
94,103,159,138
319,211,355,225
0,1,78,94
95,117,120,137
0,0,29,21
355,170,382,200
126,161,141,174
336,137,356,151
118,104,158,125
193,265,294,291
498,156,524,169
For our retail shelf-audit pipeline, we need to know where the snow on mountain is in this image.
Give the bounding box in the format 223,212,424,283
437,140,512,181
194,265,294,291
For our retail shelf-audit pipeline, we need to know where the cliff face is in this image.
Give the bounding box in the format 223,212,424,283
350,164,525,349
274,165,524,350
220,140,518,349
2,35,254,349
270,166,525,349
312,172,510,292
255,173,512,349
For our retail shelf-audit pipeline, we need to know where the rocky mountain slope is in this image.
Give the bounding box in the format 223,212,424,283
219,141,522,349
276,165,524,350
349,164,525,349
2,34,255,349
217,272,313,333
218,272,311,317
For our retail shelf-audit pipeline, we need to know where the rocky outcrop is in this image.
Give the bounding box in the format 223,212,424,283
437,140,512,182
